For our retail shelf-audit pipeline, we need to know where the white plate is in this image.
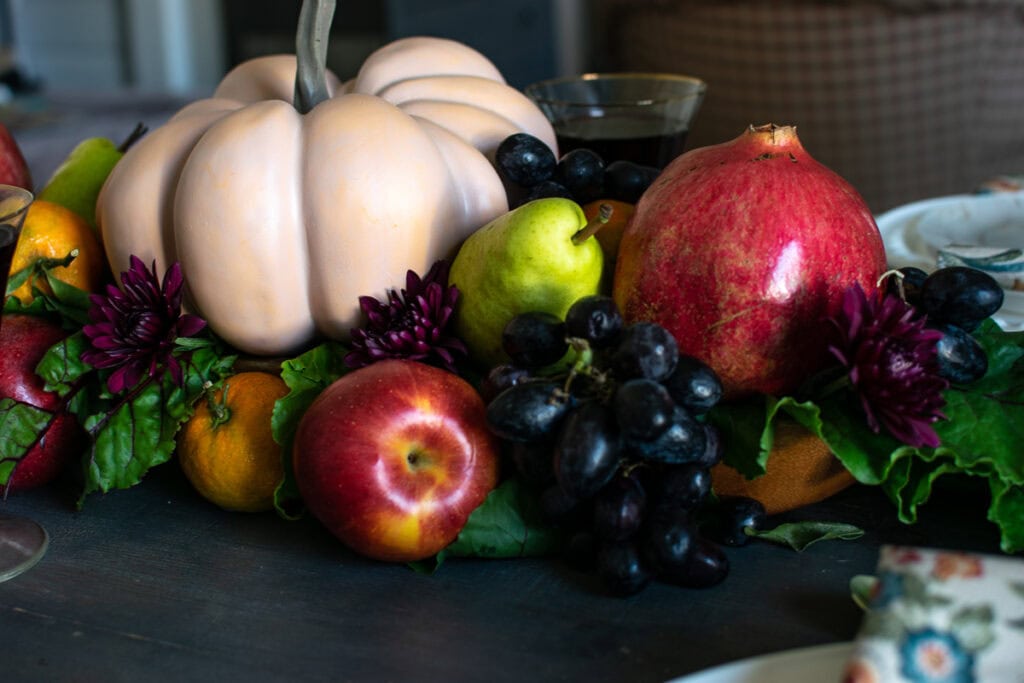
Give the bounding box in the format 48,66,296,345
664,642,854,683
876,192,1024,331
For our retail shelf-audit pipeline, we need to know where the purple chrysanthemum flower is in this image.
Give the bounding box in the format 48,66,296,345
344,260,467,373
826,283,948,448
81,255,207,394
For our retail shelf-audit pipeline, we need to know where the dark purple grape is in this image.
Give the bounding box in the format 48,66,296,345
593,473,647,541
641,507,696,575
502,311,568,369
553,401,622,500
920,266,1004,331
934,323,988,384
626,405,706,465
604,160,660,203
662,355,723,415
479,364,532,403
495,133,556,187
555,148,606,204
885,266,928,306
694,423,724,468
661,538,729,588
522,179,573,204
564,295,623,347
703,496,767,547
508,439,556,488
539,483,589,528
596,540,653,596
486,381,572,442
610,322,679,381
612,378,675,441
656,463,712,512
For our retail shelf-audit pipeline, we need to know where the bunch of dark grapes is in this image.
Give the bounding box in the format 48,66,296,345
482,295,766,596
885,265,1005,384
494,133,661,209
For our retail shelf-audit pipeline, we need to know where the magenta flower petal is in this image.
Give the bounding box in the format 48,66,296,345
81,257,208,393
826,283,948,448
345,259,467,372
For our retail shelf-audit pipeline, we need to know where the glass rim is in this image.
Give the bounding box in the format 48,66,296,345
0,184,34,225
524,72,707,107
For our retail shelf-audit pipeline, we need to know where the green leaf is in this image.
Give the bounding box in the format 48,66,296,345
0,398,56,485
3,253,92,324
709,319,1024,554
988,477,1024,554
270,341,349,519
752,521,864,551
75,346,235,505
36,330,93,397
440,478,565,562
41,270,92,325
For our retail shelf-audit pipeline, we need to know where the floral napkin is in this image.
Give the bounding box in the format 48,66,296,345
843,545,1024,683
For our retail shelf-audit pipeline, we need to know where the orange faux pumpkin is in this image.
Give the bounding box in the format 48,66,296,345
711,419,855,515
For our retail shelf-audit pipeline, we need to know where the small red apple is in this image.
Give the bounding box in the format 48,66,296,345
613,124,887,399
0,122,33,191
0,314,82,491
292,359,500,562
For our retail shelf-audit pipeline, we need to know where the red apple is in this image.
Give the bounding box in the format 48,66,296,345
0,122,33,191
292,359,500,562
613,124,887,399
0,314,82,491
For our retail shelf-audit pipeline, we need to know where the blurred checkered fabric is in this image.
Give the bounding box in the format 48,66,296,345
597,0,1024,212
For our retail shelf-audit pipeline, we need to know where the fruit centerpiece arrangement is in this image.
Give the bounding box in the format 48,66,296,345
3,0,1021,597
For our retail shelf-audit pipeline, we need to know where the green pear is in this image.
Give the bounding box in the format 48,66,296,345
37,123,147,234
450,197,604,368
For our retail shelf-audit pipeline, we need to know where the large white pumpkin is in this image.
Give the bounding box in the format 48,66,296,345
97,4,555,356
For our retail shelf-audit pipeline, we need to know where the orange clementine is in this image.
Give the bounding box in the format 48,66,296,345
8,199,106,304
177,371,289,512
582,198,635,268
710,418,855,515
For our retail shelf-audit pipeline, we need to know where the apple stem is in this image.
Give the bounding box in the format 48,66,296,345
571,202,614,246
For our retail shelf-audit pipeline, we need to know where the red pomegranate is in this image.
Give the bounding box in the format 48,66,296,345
613,124,887,399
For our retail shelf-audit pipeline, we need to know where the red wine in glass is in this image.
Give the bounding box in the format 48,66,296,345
0,222,19,281
554,113,690,169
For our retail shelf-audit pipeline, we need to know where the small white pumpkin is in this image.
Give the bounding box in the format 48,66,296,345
97,0,555,355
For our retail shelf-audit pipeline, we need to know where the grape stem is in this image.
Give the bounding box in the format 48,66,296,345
571,202,614,245
877,269,907,301
561,337,613,400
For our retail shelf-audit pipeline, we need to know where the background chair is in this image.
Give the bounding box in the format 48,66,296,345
594,0,1024,212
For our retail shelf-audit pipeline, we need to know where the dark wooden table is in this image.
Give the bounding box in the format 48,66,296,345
0,464,1003,683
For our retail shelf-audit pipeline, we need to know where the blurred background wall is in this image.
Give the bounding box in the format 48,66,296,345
0,0,589,97
2,0,1022,212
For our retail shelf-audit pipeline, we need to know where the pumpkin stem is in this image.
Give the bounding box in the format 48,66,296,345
117,122,149,153
293,0,336,115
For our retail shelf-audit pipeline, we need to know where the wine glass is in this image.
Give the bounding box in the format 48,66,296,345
0,183,50,582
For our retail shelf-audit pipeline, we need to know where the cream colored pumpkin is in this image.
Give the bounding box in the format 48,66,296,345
97,27,555,356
